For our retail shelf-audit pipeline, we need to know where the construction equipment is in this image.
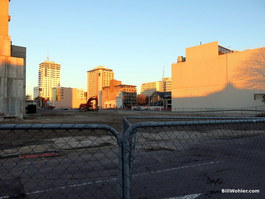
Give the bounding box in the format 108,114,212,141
79,96,99,111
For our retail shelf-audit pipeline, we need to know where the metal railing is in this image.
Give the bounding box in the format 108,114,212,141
1,117,265,198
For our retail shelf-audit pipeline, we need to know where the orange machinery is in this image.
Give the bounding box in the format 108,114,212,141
79,96,99,111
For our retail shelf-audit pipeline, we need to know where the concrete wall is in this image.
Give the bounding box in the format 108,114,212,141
54,87,72,108
71,88,86,108
171,41,265,111
0,53,26,117
53,87,86,109
0,1,26,118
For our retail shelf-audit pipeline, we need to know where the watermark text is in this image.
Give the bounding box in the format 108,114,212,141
222,189,260,194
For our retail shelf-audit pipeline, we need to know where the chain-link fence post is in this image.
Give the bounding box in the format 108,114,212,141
122,118,131,199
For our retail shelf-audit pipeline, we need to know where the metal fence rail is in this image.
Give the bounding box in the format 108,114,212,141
123,116,261,124
0,124,122,199
123,117,265,199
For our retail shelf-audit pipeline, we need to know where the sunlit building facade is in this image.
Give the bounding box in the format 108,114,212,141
0,0,26,118
38,60,61,99
141,77,172,97
102,79,137,109
52,87,86,109
171,41,265,111
162,77,172,92
87,66,114,108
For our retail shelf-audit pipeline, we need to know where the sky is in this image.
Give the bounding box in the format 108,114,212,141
9,0,265,96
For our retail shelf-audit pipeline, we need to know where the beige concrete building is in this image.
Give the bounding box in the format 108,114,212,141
53,87,86,109
38,59,61,99
87,66,114,108
0,0,26,118
141,77,172,96
171,41,265,111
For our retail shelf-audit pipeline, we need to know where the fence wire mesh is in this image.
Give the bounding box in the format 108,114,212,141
1,117,265,199
0,124,122,199
123,118,265,199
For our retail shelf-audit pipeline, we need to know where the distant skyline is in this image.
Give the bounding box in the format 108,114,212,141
9,0,265,96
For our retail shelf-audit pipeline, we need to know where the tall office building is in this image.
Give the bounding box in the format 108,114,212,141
38,59,61,99
87,66,114,108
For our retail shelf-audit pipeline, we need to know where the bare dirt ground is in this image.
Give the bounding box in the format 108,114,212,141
0,109,258,131
0,109,220,151
1,109,182,131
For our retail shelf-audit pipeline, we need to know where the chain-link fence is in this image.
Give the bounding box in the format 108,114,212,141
123,117,265,199
0,124,122,199
1,117,265,199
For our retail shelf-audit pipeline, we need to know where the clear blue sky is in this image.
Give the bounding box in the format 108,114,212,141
9,0,265,96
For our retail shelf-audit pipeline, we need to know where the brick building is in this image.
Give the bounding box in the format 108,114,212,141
102,79,137,109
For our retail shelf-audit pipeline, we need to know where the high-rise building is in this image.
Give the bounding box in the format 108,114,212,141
0,0,26,118
38,59,61,99
87,66,114,108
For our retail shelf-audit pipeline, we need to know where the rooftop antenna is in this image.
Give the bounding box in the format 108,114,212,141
47,50,50,61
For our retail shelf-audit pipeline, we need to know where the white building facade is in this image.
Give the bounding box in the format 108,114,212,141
38,60,61,99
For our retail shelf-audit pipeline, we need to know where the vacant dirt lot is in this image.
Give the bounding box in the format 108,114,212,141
1,109,259,131
0,109,179,152
1,109,182,131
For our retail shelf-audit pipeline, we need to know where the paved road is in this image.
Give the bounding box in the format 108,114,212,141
130,133,265,199
0,144,120,199
0,131,264,199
